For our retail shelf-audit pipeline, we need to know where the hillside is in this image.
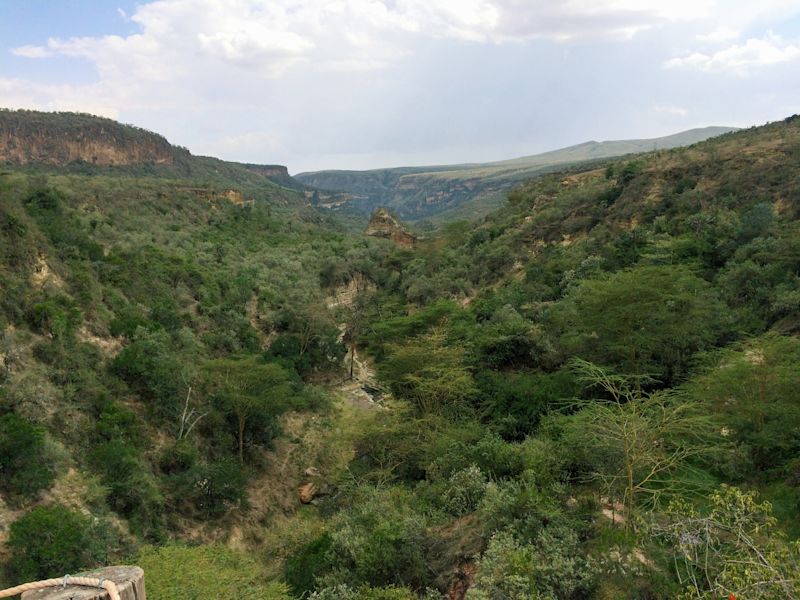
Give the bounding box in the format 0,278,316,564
1,112,800,600
0,109,310,192
296,126,737,223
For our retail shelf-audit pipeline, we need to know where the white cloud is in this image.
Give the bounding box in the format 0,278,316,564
3,0,799,170
11,44,53,58
666,33,800,74
653,104,689,116
4,0,723,117
0,78,120,118
696,26,739,43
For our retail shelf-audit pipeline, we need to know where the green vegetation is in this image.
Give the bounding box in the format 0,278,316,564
6,505,119,582
296,126,736,223
1,112,799,599
0,413,56,501
136,544,291,599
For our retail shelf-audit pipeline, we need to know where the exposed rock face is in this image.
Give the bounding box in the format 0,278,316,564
0,109,174,166
240,163,290,178
325,272,376,309
364,208,416,248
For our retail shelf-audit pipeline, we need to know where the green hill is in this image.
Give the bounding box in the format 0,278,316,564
296,126,737,223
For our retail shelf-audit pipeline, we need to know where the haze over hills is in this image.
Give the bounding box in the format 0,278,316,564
296,126,738,223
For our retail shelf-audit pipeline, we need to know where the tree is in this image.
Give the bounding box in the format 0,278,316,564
380,327,477,414
561,359,719,528
203,358,293,463
656,486,800,599
551,265,725,383
686,334,800,479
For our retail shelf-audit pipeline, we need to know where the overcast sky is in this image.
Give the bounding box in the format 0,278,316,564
1,1,799,173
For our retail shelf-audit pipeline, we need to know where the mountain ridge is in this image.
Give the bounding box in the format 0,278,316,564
0,108,301,191
296,126,738,223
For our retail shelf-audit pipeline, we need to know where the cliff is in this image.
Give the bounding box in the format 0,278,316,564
364,208,416,248
0,109,174,166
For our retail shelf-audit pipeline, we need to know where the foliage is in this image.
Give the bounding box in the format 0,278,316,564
380,327,477,414
550,265,726,382
6,505,114,582
203,357,295,463
136,544,292,600
560,359,720,525
656,486,800,599
0,413,56,501
111,328,183,420
687,334,800,481
318,486,430,590
466,528,597,600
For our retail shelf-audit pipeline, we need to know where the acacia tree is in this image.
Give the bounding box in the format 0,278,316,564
656,486,800,599
563,359,719,528
380,327,477,414
203,358,293,464
551,265,725,384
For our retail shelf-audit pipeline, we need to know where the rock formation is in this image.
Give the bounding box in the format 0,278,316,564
0,109,174,166
364,208,416,248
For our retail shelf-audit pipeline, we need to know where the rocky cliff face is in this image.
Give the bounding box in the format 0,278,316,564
240,163,290,178
364,208,416,248
0,110,174,166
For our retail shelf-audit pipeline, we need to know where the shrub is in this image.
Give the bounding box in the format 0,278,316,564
309,585,420,600
284,532,334,596
88,440,165,538
26,295,82,339
0,413,56,501
111,329,182,419
320,487,429,589
174,458,248,517
441,465,488,517
6,505,110,581
466,528,597,600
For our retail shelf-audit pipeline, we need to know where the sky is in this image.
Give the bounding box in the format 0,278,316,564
1,1,799,173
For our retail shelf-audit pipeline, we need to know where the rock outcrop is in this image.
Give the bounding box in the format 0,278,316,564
0,109,174,166
240,163,290,178
364,208,416,248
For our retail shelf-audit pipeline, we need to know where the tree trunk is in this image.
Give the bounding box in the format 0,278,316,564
238,413,245,465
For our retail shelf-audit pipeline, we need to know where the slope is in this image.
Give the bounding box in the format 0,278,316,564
296,126,737,223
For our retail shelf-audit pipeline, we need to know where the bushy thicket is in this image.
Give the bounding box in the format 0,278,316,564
285,118,800,598
3,117,800,598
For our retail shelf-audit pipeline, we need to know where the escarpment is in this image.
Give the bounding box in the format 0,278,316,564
0,109,174,166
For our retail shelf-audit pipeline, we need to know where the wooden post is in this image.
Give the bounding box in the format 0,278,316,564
21,566,145,600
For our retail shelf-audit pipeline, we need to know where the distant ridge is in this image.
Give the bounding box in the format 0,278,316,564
0,108,300,190
296,126,739,223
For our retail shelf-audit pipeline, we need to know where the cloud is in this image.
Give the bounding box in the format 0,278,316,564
653,104,689,117
665,33,800,74
0,78,120,118
3,0,799,171
4,0,721,116
696,26,739,43
10,0,717,74
11,44,53,58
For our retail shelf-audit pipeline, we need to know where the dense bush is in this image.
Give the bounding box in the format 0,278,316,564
0,413,56,501
318,487,430,590
284,532,334,596
111,329,183,420
6,505,111,581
